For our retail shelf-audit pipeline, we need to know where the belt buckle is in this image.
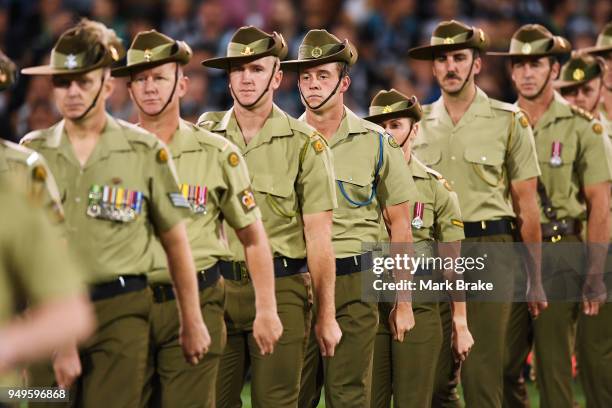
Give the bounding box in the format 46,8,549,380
239,262,249,282
152,285,166,302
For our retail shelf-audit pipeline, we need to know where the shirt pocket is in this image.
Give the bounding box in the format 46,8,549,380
413,145,442,167
335,166,375,207
464,147,505,187
251,173,297,218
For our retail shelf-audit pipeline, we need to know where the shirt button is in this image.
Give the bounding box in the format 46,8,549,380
450,180,455,185
481,156,487,161
451,156,456,160
75,197,81,203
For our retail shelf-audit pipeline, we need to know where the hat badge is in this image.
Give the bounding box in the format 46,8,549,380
65,54,78,69
521,43,532,55
443,37,455,45
382,105,393,114
144,49,152,62
572,68,585,81
311,46,323,58
479,29,485,43
241,46,254,56
109,46,119,61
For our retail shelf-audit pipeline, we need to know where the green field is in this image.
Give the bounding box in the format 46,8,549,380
238,380,587,407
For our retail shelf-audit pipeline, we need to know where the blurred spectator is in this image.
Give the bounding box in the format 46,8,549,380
107,77,136,122
0,0,610,139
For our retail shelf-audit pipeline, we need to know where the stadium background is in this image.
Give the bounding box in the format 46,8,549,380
1,0,609,405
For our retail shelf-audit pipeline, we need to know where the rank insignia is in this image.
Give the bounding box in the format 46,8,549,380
451,219,464,228
228,152,240,167
239,188,257,212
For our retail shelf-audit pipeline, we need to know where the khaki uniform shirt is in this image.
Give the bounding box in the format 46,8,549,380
0,140,63,223
409,157,465,244
532,93,612,223
149,119,261,284
300,107,419,258
0,181,83,386
21,114,186,284
198,104,337,261
413,87,541,222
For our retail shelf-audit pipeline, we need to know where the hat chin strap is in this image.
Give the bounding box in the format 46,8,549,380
299,63,347,111
132,63,180,118
399,123,414,148
524,64,553,101
75,72,105,121
231,61,278,110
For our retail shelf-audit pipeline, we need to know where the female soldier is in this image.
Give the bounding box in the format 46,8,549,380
366,89,474,408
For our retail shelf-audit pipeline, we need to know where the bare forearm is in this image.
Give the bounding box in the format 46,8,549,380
587,204,609,276
390,224,413,304
438,241,465,302
245,239,277,313
236,221,276,312
306,237,336,319
0,296,93,370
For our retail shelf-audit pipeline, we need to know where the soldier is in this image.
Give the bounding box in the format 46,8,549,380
408,20,543,408
281,30,419,407
199,26,339,407
364,89,473,408
111,29,281,407
583,22,612,135
490,24,612,408
0,51,63,224
20,19,209,407
0,180,93,389
558,45,612,407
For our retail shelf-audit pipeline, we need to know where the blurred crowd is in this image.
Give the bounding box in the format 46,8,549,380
1,0,611,142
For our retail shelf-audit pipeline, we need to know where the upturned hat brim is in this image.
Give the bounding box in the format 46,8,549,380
21,60,107,76
364,108,422,124
202,48,279,70
581,44,612,56
408,41,483,60
280,43,356,71
111,50,190,77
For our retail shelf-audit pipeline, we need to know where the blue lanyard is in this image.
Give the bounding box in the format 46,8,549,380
337,132,384,207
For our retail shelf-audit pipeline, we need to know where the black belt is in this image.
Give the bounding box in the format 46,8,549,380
151,263,222,303
219,257,307,281
541,218,579,242
336,252,373,276
463,219,516,239
90,275,148,302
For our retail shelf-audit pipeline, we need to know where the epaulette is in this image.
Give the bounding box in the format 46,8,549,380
118,119,157,148
197,111,225,130
490,98,519,113
570,104,594,121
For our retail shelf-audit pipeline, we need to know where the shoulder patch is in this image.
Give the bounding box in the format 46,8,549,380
570,105,594,121
311,139,325,154
228,152,240,167
157,148,169,163
238,188,257,213
593,122,604,135
32,165,47,182
387,133,400,148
